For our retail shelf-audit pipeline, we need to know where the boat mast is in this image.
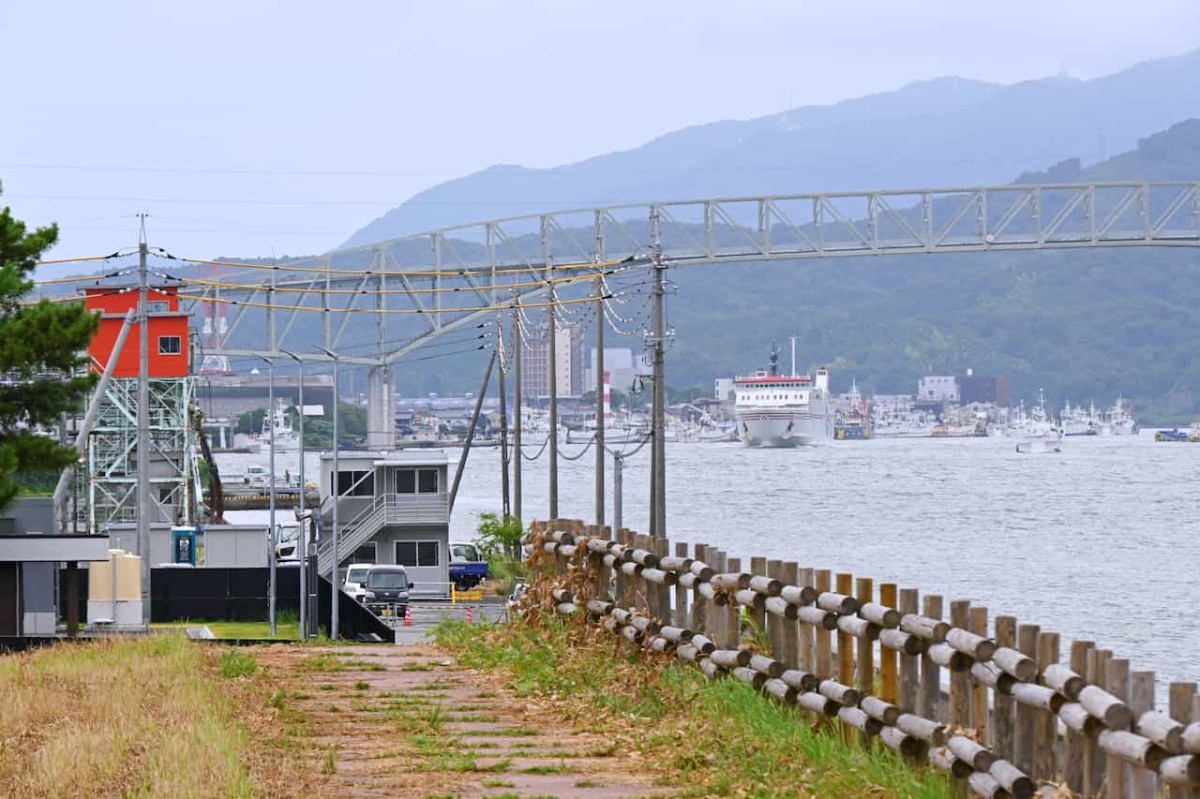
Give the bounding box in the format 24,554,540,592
789,335,797,378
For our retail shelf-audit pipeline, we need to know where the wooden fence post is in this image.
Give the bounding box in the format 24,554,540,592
815,569,833,679
634,533,650,612
969,606,989,743
1128,671,1157,799
654,536,670,623
766,559,784,658
693,543,709,636
898,588,919,713
782,561,800,669
799,567,815,674
674,541,689,628
1167,682,1198,799
837,572,855,687
1034,631,1061,784
856,577,875,696
1106,657,1131,799
950,600,971,731
880,583,898,705
1086,649,1111,798
1014,623,1040,776
727,557,743,647
856,576,876,748
750,556,768,649
713,550,729,647
920,594,944,721
616,529,631,608
994,615,1017,762
1066,639,1095,794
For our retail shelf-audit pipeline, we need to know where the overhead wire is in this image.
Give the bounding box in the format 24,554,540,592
165,253,636,280
186,291,613,315
173,266,618,296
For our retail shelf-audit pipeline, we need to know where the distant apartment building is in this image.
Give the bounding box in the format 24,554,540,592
917,376,959,402
583,347,652,396
521,323,585,398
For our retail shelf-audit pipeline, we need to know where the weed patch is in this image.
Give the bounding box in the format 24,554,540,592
434,617,952,799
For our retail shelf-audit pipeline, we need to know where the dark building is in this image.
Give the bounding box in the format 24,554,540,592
960,374,1009,407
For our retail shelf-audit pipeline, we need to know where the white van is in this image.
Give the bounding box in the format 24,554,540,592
342,563,372,602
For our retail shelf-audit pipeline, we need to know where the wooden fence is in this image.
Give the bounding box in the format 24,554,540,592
527,519,1200,799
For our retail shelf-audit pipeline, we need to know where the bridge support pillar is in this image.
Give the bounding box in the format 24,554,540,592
366,366,395,450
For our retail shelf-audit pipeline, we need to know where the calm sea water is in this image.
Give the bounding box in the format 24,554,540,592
220,432,1199,687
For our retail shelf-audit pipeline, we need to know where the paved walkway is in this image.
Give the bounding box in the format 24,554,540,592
257,641,673,798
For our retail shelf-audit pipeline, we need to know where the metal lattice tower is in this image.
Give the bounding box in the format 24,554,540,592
86,376,200,534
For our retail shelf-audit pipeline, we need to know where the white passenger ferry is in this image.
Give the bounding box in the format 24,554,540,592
734,344,832,447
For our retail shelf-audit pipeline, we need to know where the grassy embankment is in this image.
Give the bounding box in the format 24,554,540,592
0,634,288,798
435,615,954,799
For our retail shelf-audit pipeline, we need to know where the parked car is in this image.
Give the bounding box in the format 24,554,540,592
274,524,301,561
361,565,412,615
342,564,372,602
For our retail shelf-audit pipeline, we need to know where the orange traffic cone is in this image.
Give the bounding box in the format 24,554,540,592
465,606,473,623
403,605,413,627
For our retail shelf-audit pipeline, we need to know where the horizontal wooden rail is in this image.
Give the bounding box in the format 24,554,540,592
526,519,1200,799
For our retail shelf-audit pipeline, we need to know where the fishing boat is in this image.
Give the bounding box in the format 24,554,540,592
1015,389,1063,454
1060,401,1101,436
734,342,832,448
834,380,872,440
1101,396,1139,436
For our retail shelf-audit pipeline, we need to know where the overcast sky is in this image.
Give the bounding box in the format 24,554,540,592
4,0,1198,265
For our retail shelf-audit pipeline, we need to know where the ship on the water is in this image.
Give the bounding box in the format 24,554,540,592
734,343,832,448
834,380,872,440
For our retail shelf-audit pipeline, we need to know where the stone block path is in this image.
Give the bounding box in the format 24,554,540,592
256,642,674,798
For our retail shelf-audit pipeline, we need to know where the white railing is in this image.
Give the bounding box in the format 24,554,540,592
316,493,449,576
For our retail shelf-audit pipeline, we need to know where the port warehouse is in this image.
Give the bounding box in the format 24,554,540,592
530,520,1200,799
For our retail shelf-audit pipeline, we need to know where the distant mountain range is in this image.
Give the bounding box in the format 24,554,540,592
344,48,1200,247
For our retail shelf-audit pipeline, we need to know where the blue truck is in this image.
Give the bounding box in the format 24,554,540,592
448,542,489,590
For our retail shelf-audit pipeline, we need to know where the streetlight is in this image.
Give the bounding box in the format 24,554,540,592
315,346,340,641
256,355,277,636
281,349,309,639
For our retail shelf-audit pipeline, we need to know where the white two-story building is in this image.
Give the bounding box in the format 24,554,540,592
317,449,451,598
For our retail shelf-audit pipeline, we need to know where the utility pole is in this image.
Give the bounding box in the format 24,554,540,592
497,326,511,518
317,347,340,640
612,452,623,534
547,278,558,520
136,221,151,625
259,356,277,636
649,207,667,538
594,269,605,530
282,350,309,639
512,302,522,522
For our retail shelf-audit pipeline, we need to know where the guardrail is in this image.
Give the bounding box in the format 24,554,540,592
526,519,1200,799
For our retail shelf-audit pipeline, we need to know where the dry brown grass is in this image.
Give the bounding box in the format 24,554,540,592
0,634,307,798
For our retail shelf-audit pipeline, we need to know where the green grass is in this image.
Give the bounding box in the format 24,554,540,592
219,648,258,678
434,618,953,799
151,619,300,639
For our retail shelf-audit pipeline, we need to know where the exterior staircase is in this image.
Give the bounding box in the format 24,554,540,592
315,493,447,577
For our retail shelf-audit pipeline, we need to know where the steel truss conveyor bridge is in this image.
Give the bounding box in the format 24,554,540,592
186,181,1200,371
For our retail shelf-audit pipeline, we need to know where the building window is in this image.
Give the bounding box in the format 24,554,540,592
158,336,182,355
352,543,377,564
396,468,439,494
335,470,374,497
395,540,439,567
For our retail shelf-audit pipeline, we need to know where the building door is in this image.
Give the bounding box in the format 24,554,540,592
0,562,19,636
